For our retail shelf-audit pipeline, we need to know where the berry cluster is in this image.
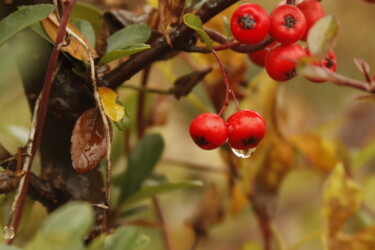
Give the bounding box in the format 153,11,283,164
189,110,266,152
231,0,337,83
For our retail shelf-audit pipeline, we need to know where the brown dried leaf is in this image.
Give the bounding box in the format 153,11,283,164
42,13,98,61
289,132,339,172
70,108,112,173
354,58,370,76
323,164,362,237
158,0,185,46
171,67,212,99
0,169,24,193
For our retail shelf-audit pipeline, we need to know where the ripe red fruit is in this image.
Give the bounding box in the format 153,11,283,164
269,4,306,44
226,109,266,150
297,0,325,41
230,3,270,45
305,49,337,83
248,42,277,67
265,43,306,81
189,113,228,150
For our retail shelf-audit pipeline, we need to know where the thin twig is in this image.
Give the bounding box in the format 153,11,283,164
65,20,113,234
152,197,173,250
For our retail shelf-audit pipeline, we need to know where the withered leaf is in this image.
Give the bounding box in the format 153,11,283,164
158,0,185,46
41,13,98,61
70,107,112,173
171,67,212,99
0,169,24,193
329,225,375,250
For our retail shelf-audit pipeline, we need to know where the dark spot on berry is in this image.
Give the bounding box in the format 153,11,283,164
194,136,209,146
242,137,255,146
285,68,297,79
325,57,334,69
238,14,256,30
283,15,297,29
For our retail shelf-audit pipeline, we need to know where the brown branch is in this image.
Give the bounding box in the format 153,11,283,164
152,197,173,250
103,0,240,89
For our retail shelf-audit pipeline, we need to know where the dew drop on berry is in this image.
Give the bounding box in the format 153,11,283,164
3,225,15,240
231,147,257,158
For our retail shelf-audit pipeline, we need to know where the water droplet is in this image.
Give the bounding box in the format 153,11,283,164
3,225,15,240
231,147,256,158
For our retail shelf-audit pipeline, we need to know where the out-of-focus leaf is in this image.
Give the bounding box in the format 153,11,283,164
119,134,164,201
72,19,96,47
114,106,131,131
223,16,232,39
290,133,339,172
158,0,185,46
352,139,375,169
88,226,149,250
171,67,212,99
26,202,94,250
323,164,362,237
241,242,263,250
354,58,370,76
307,15,339,59
100,44,150,65
0,244,22,250
230,182,249,214
70,108,112,173
71,2,102,35
0,4,54,46
41,13,98,61
355,94,375,103
98,87,125,122
329,225,375,250
123,181,203,205
183,14,212,50
105,24,151,53
297,57,330,82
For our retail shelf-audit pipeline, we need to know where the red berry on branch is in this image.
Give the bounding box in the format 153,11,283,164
265,43,306,81
226,109,266,150
297,0,325,41
305,48,337,83
189,113,228,150
248,42,277,67
230,3,270,45
269,4,306,44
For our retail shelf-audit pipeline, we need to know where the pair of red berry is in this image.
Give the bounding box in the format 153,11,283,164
189,109,266,151
231,0,336,82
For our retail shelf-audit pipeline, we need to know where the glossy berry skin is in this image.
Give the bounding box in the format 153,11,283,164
305,49,337,83
265,43,306,81
189,113,228,150
230,3,270,45
269,4,306,44
297,0,325,41
226,110,266,150
248,42,277,67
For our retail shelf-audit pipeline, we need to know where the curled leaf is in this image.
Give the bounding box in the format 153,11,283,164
70,108,112,173
158,0,185,46
41,13,98,61
98,87,125,122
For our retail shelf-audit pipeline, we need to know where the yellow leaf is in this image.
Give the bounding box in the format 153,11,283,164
41,13,98,61
98,87,125,122
323,164,362,238
290,133,339,172
329,225,375,250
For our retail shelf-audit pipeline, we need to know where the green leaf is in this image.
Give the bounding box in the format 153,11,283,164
183,14,212,50
30,22,53,44
223,16,232,39
0,244,22,250
123,181,203,206
307,15,339,59
106,24,151,53
89,226,149,250
0,4,54,46
71,2,102,36
120,134,164,201
72,19,96,47
114,106,131,131
100,44,150,65
26,202,94,250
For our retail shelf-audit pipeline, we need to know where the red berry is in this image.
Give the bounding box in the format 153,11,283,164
265,43,306,81
269,4,306,44
226,110,266,150
248,42,277,67
297,0,325,41
230,3,270,45
305,49,337,83
189,113,228,150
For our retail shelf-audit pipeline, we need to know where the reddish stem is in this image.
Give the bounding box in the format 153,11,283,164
6,0,77,244
210,49,240,116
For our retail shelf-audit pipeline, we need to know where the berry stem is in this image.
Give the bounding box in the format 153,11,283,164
211,49,240,115
286,0,296,5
